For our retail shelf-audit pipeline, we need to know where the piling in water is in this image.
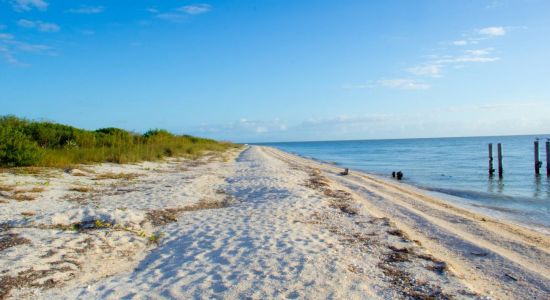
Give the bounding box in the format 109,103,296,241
396,171,403,180
497,143,503,178
488,143,495,176
534,139,541,175
546,140,550,177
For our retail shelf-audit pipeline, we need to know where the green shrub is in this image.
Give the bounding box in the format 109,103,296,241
0,115,238,168
143,129,173,139
0,125,43,167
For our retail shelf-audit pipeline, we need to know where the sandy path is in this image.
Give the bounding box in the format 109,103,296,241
37,146,480,299
4,146,548,299
43,146,376,299
264,146,550,299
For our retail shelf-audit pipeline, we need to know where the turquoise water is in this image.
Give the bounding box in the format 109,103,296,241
259,135,550,230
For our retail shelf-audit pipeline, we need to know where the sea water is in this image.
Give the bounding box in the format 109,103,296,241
259,135,550,232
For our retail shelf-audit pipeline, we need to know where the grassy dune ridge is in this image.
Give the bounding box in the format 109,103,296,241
0,115,238,167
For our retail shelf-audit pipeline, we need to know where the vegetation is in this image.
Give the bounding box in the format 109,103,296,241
0,115,237,168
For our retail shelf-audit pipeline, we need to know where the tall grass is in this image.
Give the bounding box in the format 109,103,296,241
0,115,237,168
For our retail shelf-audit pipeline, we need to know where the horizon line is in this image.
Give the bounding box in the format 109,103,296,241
247,132,550,145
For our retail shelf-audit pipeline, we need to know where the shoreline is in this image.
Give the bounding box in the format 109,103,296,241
263,145,550,235
1,146,549,299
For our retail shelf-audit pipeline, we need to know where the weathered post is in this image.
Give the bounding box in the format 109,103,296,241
546,139,550,177
488,143,495,176
534,139,541,175
497,143,503,178
396,171,403,180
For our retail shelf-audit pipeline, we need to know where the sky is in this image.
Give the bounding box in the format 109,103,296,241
1,0,549,143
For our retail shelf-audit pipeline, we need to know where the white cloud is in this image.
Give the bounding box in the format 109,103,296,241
434,48,499,64
255,126,268,133
17,19,60,32
196,118,288,137
343,79,431,90
16,19,34,28
486,1,504,9
435,56,499,64
0,31,55,66
155,4,212,22
12,0,48,11
0,45,25,66
178,4,212,15
465,48,493,56
407,64,442,77
37,22,59,32
0,33,14,40
478,26,506,36
67,6,104,14
452,40,468,46
15,42,51,53
378,79,431,90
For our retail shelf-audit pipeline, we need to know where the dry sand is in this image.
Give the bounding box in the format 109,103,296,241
0,146,548,299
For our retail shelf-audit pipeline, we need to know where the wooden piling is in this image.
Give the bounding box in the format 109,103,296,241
534,139,541,175
488,143,495,176
497,143,503,177
546,140,550,177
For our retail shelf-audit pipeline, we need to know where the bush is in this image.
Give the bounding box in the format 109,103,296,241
0,125,43,167
143,129,173,139
0,115,238,168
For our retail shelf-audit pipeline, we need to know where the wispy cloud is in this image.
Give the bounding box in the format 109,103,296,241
486,0,504,9
357,25,508,90
17,19,60,33
178,4,211,15
154,3,212,23
378,79,431,90
14,41,52,53
0,45,23,66
197,118,288,136
343,79,431,90
0,33,15,40
407,64,442,78
478,26,506,36
406,28,506,80
0,31,55,66
193,99,550,142
11,0,48,12
67,6,105,14
452,40,468,46
433,48,500,64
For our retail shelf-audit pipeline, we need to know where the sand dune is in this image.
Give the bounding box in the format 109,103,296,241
1,146,548,299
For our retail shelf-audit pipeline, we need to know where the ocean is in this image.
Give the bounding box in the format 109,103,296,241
259,134,550,232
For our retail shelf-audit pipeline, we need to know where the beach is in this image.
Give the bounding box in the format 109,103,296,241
1,146,549,299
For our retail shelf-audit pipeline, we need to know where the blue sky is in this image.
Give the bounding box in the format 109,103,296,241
1,0,549,142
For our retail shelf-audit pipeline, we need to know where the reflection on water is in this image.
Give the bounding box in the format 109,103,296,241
534,175,542,198
487,176,505,194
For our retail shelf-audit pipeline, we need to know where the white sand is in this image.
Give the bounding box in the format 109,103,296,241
1,146,548,299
